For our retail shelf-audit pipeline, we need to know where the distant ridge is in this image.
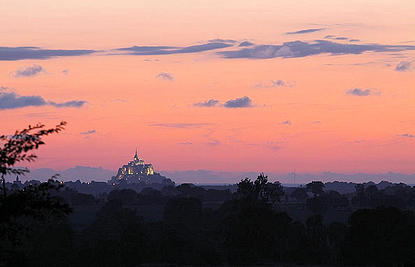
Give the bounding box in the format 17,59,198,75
7,167,415,184
9,166,115,182
160,170,415,184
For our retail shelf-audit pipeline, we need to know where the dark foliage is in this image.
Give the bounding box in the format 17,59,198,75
3,174,415,266
307,181,325,196
343,206,415,266
0,122,66,197
0,180,72,267
291,187,308,202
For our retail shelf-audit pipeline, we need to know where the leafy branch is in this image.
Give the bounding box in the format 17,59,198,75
0,121,66,197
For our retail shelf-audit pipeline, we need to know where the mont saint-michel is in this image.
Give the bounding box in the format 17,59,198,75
108,149,173,185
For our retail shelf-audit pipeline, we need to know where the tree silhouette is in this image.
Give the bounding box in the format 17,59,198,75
306,181,325,197
0,122,71,266
236,173,284,205
291,187,308,202
344,206,415,265
0,122,66,197
220,174,289,264
164,197,202,228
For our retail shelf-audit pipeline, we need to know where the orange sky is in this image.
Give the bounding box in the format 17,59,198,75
0,0,414,175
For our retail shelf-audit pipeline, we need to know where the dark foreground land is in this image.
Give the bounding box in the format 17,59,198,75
1,175,415,266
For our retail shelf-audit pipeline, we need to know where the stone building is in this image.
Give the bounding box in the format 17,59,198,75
109,149,172,185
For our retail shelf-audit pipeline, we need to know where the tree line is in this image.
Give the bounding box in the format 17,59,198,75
2,174,415,266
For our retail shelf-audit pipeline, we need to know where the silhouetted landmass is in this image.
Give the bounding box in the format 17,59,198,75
2,174,415,266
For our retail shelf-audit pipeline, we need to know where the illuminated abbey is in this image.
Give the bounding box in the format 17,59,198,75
109,149,173,185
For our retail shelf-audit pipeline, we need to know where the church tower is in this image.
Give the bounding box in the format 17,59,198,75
134,147,139,161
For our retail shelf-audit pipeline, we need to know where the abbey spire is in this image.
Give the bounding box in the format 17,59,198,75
134,147,139,161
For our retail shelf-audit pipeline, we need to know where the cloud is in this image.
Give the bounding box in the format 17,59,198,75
23,112,59,119
206,139,221,146
13,64,44,77
0,92,46,110
194,99,219,107
208,39,236,44
398,134,414,138
255,79,295,88
0,46,95,61
217,40,415,59
62,69,69,75
178,141,192,145
224,96,253,108
330,61,378,66
349,39,360,42
286,28,325,35
81,130,96,135
272,80,287,87
114,98,127,103
117,41,233,56
395,60,413,72
280,120,292,125
239,41,254,47
346,88,380,96
248,141,283,150
193,97,258,109
266,143,283,150
325,35,349,41
150,123,210,128
0,90,87,110
49,100,87,108
156,72,174,81
4,40,413,62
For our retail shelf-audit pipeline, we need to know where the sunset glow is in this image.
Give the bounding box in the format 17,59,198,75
1,0,414,177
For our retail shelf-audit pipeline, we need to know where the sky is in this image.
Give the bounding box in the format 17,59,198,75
1,0,415,178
